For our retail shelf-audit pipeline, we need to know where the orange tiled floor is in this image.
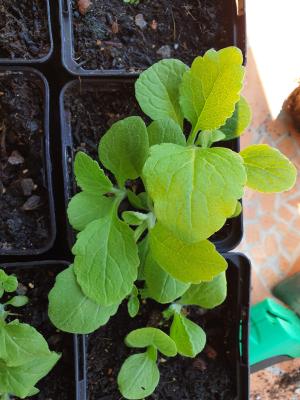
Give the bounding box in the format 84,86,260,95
239,48,300,399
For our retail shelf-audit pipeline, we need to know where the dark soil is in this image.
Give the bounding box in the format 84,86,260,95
0,0,51,60
87,276,236,399
0,72,51,252
6,265,75,400
72,0,232,71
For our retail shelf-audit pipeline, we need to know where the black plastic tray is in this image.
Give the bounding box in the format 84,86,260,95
58,0,247,76
0,67,56,257
74,252,251,400
0,0,54,65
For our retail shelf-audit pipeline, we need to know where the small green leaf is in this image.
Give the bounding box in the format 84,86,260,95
67,192,115,231
3,275,18,293
147,118,186,146
135,59,189,127
127,191,149,210
229,201,242,218
180,272,227,308
240,144,297,192
73,212,139,306
48,266,119,334
74,151,113,194
125,327,177,357
170,313,206,357
220,96,251,140
138,236,149,280
179,47,244,134
144,251,190,304
143,143,246,242
128,293,140,318
197,130,226,148
150,223,227,283
5,296,28,308
122,211,149,226
99,116,149,186
118,350,159,400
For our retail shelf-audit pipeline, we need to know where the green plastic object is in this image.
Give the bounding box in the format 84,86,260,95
250,298,300,366
273,272,300,316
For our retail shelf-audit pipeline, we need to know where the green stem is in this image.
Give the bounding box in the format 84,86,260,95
187,125,199,146
134,220,148,242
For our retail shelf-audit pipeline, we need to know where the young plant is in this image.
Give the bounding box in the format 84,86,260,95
0,269,60,400
48,47,297,399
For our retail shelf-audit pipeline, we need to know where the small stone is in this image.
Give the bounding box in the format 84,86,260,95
135,14,147,30
174,43,179,50
22,195,41,211
77,0,92,15
150,19,158,30
8,150,24,165
28,282,34,289
157,45,172,58
21,178,35,196
17,283,28,295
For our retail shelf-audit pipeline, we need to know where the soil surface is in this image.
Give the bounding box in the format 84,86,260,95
0,0,51,60
0,72,51,252
87,285,236,399
64,81,238,243
6,265,75,400
72,0,232,71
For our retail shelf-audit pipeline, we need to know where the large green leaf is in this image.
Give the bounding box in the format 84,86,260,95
135,59,189,127
125,327,177,357
74,151,113,194
179,47,244,134
67,192,114,232
240,144,297,193
48,266,119,334
143,251,190,304
150,223,227,283
118,349,159,400
73,212,139,306
99,116,149,186
0,352,60,399
143,143,246,242
180,272,227,308
219,96,251,140
170,313,206,358
147,118,186,146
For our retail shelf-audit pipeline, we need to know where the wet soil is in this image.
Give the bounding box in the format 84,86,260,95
0,72,51,252
72,0,232,71
0,0,51,60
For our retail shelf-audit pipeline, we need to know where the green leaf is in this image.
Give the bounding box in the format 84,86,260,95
229,201,242,218
150,223,227,283
180,272,227,308
67,192,115,232
118,350,159,400
0,352,60,399
99,116,149,186
2,275,18,293
240,144,297,192
5,296,28,308
170,313,206,357
73,212,139,306
147,118,186,146
127,191,149,211
122,211,149,226
128,292,140,318
143,143,246,242
137,236,149,280
220,96,251,140
197,130,226,148
125,327,177,357
143,251,190,304
179,47,244,134
74,151,113,194
0,321,56,367
135,59,189,127
48,266,119,334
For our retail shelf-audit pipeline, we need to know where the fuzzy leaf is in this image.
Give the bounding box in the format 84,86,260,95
125,327,177,357
118,350,159,400
99,116,149,187
73,212,139,306
135,59,189,127
143,143,246,242
180,272,227,308
147,118,186,146
170,313,206,357
240,144,297,192
74,151,113,194
150,223,227,283
220,96,251,140
48,266,118,334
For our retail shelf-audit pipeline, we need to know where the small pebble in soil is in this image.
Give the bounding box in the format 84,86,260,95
77,0,92,15
22,195,41,211
135,14,147,30
8,150,24,165
157,45,172,58
21,178,35,196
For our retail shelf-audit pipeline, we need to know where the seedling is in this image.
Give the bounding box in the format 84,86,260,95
0,269,60,400
123,0,140,4
48,47,297,399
